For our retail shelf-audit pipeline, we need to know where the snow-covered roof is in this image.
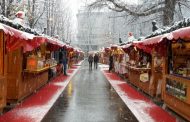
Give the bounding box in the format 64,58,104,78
0,15,39,35
145,18,190,39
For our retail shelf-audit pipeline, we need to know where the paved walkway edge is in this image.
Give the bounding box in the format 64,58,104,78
99,65,176,122
0,60,83,122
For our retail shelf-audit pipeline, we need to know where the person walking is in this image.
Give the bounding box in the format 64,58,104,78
88,54,93,70
94,53,99,69
62,50,68,76
109,54,113,72
59,49,63,73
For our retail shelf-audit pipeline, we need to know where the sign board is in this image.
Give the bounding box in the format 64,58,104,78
140,73,149,82
166,78,187,101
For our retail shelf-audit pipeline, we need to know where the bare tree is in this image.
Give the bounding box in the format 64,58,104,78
88,0,190,26
0,0,6,16
45,0,75,42
27,0,46,28
0,0,75,42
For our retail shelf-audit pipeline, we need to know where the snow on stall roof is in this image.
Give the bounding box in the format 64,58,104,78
0,15,67,46
146,18,190,39
0,14,39,36
119,18,190,46
41,34,66,46
0,23,35,40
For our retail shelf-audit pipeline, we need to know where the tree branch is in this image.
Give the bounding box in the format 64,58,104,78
88,0,165,16
33,1,46,28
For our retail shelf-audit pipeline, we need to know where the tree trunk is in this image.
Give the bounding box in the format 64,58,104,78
29,0,35,28
6,0,14,18
46,0,51,35
2,0,6,16
163,0,176,26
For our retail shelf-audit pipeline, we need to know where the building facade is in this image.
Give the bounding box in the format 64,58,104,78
77,10,115,52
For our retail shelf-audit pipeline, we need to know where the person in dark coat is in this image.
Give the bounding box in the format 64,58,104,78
59,50,63,73
109,54,113,72
62,51,68,76
94,53,99,69
88,54,93,70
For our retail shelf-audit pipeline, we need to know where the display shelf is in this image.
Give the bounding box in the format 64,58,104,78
170,73,190,80
127,66,151,71
24,66,49,74
49,64,57,68
24,64,57,74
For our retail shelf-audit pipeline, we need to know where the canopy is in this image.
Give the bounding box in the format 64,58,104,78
110,44,118,50
0,23,35,40
167,26,190,41
132,27,190,53
0,23,67,52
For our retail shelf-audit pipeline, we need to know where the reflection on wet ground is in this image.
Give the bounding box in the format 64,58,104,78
42,61,138,122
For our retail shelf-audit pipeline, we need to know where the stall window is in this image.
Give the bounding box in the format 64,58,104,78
169,40,190,78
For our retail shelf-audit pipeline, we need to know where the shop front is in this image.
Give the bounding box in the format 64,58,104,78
121,35,166,97
162,27,190,121
7,37,61,103
0,23,63,103
126,46,152,94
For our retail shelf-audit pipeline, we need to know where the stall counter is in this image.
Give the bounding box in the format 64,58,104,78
162,74,190,121
128,66,151,94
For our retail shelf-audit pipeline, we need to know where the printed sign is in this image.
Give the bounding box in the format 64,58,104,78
140,73,149,82
166,78,187,101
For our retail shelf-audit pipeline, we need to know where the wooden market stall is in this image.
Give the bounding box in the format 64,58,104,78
78,50,84,61
111,45,125,74
123,35,167,97
0,29,7,112
120,44,132,78
67,46,74,69
161,27,190,121
126,45,152,95
6,36,61,103
102,47,111,64
0,23,64,103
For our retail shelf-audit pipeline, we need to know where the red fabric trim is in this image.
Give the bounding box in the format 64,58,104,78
170,26,190,40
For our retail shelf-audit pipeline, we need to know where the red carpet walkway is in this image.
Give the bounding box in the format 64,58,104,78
100,65,177,122
0,61,82,122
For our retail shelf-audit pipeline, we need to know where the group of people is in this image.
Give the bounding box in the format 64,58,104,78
88,53,114,72
88,53,99,70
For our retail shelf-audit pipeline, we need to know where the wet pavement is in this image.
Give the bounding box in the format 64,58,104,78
42,60,138,122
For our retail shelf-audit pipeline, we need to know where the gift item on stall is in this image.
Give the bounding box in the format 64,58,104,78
128,47,151,69
45,58,57,67
26,54,45,71
26,55,38,70
170,41,190,78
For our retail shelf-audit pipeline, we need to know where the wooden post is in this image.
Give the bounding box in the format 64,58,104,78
0,31,7,112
